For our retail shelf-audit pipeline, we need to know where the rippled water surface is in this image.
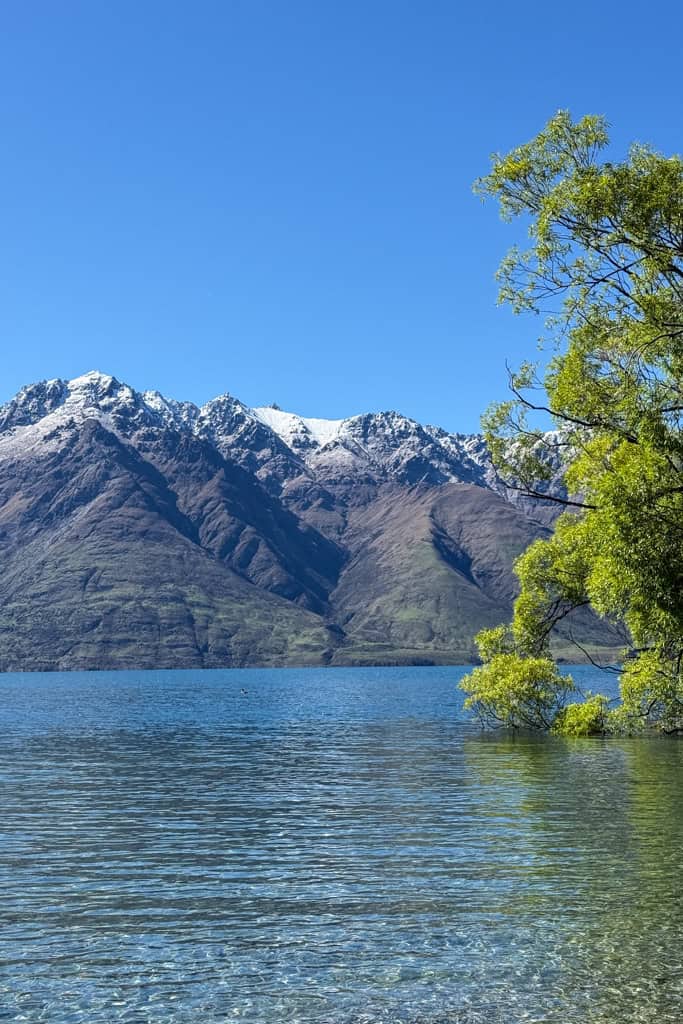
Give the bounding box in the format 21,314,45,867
1,666,682,1023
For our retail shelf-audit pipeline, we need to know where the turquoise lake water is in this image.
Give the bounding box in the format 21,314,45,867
0,665,682,1023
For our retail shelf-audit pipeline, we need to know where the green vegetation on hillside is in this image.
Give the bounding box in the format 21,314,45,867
461,112,683,735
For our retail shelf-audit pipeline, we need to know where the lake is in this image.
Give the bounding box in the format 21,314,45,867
1,665,682,1023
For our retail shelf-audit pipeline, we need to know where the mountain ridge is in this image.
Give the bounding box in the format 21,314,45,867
0,371,615,671
0,370,495,485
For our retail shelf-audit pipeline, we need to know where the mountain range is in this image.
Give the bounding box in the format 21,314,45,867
0,371,617,671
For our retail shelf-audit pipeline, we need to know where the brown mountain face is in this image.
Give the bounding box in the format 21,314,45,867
0,372,619,671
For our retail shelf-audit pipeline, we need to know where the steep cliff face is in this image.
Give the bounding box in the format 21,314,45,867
0,372,612,671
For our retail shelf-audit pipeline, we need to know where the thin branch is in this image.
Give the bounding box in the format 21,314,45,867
506,367,639,443
565,629,623,675
498,476,597,509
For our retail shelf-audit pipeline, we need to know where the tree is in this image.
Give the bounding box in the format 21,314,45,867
460,111,683,735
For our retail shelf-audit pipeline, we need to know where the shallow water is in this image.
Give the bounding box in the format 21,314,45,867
0,665,681,1023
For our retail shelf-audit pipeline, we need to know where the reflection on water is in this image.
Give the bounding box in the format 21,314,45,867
0,666,681,1022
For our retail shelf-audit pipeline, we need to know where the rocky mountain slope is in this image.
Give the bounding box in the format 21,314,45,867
0,372,616,671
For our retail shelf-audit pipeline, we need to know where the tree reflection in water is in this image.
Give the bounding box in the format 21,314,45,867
462,733,683,1022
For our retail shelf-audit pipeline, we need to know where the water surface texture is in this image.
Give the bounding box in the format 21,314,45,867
1,666,682,1023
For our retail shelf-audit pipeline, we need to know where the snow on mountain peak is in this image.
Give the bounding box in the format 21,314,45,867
253,406,346,450
0,372,513,494
143,389,199,431
0,372,164,457
68,370,116,389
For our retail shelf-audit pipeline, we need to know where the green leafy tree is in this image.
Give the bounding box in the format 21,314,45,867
460,111,683,736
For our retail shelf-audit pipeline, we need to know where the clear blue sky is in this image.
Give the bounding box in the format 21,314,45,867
1,1,682,432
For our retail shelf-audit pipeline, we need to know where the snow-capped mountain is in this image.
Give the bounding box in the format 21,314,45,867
0,371,497,489
0,372,599,673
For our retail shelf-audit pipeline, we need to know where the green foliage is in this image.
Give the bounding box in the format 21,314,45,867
462,111,683,735
461,628,574,730
617,648,683,733
552,693,609,736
